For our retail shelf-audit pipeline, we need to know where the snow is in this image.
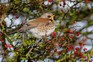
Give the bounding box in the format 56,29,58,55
81,45,92,52
70,21,87,31
0,57,2,62
8,14,13,19
58,1,77,13
52,4,57,11
13,17,22,26
4,17,11,27
44,1,52,5
0,0,8,3
8,52,14,58
87,34,93,39
44,1,49,5
44,59,54,62
4,14,26,29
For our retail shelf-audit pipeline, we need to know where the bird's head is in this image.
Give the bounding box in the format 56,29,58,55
41,13,55,23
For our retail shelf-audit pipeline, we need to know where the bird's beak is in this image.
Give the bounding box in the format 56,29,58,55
53,15,55,20
52,15,55,23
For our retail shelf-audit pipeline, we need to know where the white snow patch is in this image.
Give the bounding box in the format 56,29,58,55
4,17,11,27
81,45,92,52
69,21,87,31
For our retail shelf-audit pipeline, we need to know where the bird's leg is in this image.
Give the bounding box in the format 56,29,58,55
43,31,48,41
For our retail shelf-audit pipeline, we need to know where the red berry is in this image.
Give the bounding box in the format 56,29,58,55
0,33,3,36
79,52,83,56
62,0,66,6
68,30,74,34
83,48,87,51
48,0,52,2
75,47,80,51
82,56,86,58
67,46,73,52
79,43,84,48
67,48,71,52
74,51,78,55
76,32,81,36
51,31,56,37
8,45,12,48
69,46,73,49
89,60,92,62
61,37,65,41
1,31,4,34
15,15,19,18
57,51,62,55
54,49,57,52
69,35,73,38
1,40,4,42
85,0,91,3
4,44,9,48
4,44,12,48
58,44,62,47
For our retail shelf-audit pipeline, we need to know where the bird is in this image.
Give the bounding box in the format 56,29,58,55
18,13,55,38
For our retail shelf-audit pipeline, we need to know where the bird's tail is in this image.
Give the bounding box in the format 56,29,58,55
6,25,25,35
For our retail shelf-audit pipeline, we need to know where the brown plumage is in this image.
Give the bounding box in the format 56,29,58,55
18,13,55,38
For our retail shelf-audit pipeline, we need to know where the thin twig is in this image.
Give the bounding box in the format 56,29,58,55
26,46,33,58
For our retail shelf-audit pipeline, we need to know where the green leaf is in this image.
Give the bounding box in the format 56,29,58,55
14,0,21,4
23,7,30,13
57,60,61,62
21,58,26,60
22,40,27,46
2,25,5,31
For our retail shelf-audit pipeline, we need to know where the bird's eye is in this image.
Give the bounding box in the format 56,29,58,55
48,15,51,18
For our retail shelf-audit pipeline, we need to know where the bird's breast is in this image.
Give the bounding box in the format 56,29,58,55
29,25,55,38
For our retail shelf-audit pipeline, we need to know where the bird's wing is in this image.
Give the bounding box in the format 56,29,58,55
18,18,51,32
18,19,37,32
27,18,51,26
